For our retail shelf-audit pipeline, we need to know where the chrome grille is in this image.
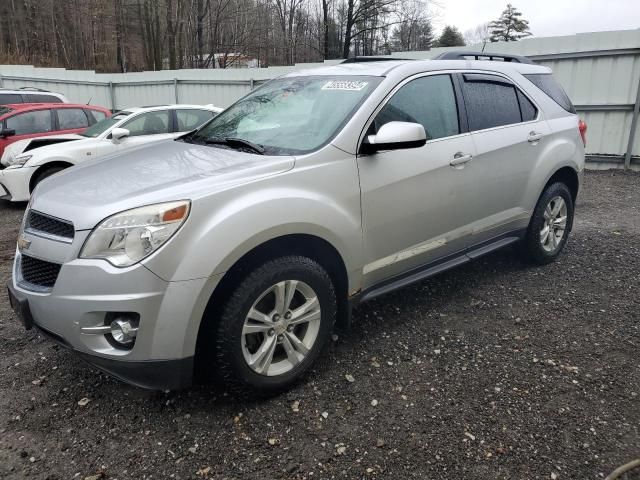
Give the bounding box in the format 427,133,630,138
20,254,62,289
25,210,74,240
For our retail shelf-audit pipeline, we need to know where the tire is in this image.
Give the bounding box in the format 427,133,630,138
210,255,336,397
521,182,574,265
31,166,66,191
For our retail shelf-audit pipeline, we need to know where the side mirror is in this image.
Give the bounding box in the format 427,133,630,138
361,121,426,154
110,127,130,143
0,128,16,139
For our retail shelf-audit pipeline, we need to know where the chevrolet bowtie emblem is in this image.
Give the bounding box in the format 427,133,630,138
17,235,31,251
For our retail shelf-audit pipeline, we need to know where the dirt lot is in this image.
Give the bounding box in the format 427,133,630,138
0,171,639,480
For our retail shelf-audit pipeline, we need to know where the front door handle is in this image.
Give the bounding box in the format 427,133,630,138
450,152,473,167
528,131,544,143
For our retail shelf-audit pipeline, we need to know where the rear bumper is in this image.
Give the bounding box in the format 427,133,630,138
8,280,194,390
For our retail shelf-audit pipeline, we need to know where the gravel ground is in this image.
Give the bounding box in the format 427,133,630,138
1,170,639,480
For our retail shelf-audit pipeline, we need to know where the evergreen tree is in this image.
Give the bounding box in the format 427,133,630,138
391,18,435,51
488,4,532,42
435,26,465,47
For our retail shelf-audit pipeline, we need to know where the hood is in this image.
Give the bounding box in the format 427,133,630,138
30,140,295,230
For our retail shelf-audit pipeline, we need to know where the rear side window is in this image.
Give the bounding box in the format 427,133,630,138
26,93,63,103
524,74,576,113
373,74,460,141
5,109,52,135
176,109,215,131
0,93,23,105
88,109,107,122
462,75,521,131
122,110,170,136
57,108,89,130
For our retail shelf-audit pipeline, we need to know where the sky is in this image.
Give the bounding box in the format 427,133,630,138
436,0,640,38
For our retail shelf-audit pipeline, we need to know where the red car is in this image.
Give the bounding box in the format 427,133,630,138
0,103,111,159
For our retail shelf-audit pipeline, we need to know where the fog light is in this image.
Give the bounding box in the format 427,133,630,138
110,318,138,346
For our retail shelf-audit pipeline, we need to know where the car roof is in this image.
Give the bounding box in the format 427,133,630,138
120,104,221,114
1,102,108,111
286,59,551,78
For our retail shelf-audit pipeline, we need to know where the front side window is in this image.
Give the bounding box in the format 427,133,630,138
462,75,522,131
176,109,216,131
81,111,131,138
371,74,459,141
122,111,170,136
57,108,89,130
190,75,382,155
5,109,52,135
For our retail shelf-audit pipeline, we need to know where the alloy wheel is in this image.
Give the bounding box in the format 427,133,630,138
539,195,568,252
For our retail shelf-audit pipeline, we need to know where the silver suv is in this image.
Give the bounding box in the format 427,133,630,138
8,53,585,395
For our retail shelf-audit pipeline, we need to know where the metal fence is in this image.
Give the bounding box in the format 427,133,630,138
1,29,639,169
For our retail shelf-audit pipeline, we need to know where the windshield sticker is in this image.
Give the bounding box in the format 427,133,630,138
322,80,368,91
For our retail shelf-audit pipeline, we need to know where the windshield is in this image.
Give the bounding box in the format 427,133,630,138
189,76,382,155
81,112,131,138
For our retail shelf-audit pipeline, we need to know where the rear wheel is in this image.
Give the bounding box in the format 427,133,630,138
522,182,574,264
31,165,67,191
210,256,336,396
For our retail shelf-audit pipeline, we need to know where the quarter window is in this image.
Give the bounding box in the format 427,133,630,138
5,109,52,135
122,111,170,136
517,90,537,122
57,108,89,130
462,75,522,131
373,75,459,141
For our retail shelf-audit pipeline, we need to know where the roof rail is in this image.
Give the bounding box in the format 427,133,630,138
433,51,534,65
341,57,414,64
18,86,52,92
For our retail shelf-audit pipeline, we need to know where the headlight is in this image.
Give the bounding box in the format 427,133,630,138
6,154,32,168
80,201,190,267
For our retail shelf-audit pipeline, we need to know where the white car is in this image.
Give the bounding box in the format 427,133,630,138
0,104,221,201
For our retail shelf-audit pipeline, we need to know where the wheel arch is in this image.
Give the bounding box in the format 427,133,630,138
193,233,350,381
543,166,579,204
29,160,74,192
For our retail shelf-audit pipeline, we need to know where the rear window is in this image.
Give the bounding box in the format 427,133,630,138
26,93,63,103
0,93,23,105
524,74,576,113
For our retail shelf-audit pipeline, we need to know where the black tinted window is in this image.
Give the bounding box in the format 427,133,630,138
26,94,63,103
524,74,575,113
462,75,521,131
517,90,537,121
57,108,89,129
0,93,23,104
374,75,459,140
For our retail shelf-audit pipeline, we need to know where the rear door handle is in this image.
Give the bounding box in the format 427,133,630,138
528,131,544,143
450,152,473,167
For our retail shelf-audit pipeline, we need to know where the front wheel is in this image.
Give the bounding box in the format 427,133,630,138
211,256,336,396
521,182,574,265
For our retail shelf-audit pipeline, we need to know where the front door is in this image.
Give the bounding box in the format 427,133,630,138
357,73,477,288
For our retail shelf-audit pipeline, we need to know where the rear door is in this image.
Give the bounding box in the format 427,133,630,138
358,73,478,287
54,107,91,134
457,72,550,243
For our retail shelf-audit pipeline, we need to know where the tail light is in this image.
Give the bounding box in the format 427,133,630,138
578,119,587,147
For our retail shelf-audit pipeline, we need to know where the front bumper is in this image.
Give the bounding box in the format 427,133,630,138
0,166,36,202
10,245,218,390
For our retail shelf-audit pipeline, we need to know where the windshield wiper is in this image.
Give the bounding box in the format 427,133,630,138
205,137,265,155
